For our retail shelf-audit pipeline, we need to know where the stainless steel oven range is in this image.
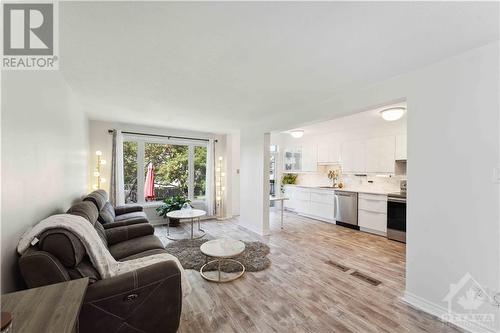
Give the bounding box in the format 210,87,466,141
387,191,406,243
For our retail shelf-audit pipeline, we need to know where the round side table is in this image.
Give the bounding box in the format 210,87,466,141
200,238,245,283
165,209,206,240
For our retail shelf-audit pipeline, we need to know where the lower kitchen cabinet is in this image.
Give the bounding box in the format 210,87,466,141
283,186,335,223
283,186,297,211
358,193,387,235
283,186,390,235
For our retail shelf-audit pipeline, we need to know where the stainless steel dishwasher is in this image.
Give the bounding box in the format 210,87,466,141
334,190,359,229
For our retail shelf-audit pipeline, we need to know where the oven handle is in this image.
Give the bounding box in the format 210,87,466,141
388,197,406,203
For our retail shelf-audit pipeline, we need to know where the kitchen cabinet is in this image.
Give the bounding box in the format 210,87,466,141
283,186,335,223
317,138,341,164
365,136,395,174
283,186,297,211
309,189,335,221
395,135,407,160
283,147,302,172
301,142,318,172
283,143,317,173
341,140,366,173
358,193,387,235
294,187,311,214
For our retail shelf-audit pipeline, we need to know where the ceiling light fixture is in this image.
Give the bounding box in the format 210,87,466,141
380,107,405,121
290,130,304,138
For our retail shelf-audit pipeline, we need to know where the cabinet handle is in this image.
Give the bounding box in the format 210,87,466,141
359,208,386,214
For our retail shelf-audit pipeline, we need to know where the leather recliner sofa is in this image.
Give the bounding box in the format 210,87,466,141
18,200,182,333
83,189,149,229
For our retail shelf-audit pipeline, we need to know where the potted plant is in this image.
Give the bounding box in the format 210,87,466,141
280,173,298,193
156,195,191,227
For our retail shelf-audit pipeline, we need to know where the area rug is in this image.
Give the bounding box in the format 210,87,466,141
165,238,271,272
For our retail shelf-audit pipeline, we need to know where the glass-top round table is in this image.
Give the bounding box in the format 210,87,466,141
165,209,206,240
199,238,246,283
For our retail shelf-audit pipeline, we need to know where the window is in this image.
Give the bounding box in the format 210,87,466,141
194,146,207,200
123,141,138,203
123,136,211,206
145,142,188,200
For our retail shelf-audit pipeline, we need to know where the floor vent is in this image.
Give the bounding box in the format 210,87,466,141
350,271,382,286
325,260,350,272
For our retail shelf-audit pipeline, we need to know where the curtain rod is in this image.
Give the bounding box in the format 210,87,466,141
108,129,216,143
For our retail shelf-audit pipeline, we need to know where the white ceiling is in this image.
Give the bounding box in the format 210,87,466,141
60,1,499,133
282,102,407,137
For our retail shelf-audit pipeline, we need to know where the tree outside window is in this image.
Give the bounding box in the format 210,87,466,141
123,140,208,204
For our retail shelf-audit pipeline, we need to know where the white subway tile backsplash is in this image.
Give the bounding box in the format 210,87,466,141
295,165,405,193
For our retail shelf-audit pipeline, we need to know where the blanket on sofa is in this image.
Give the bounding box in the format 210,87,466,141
17,214,191,297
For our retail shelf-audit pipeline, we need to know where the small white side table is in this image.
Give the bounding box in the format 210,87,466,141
200,238,246,283
166,209,206,240
270,195,289,229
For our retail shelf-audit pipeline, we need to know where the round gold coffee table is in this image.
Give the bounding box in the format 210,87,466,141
200,238,245,283
165,209,206,240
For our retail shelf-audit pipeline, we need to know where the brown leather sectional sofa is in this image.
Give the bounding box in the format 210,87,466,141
18,190,182,333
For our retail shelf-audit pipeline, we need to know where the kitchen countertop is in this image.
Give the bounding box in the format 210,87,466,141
284,184,394,195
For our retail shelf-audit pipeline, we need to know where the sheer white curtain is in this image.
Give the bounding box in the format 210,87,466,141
205,139,215,215
110,130,125,206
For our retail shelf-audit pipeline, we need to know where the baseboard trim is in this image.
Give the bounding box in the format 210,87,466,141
298,212,336,224
402,291,498,333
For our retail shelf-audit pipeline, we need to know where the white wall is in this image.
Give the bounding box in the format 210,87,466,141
227,132,240,216
242,42,500,331
404,42,499,332
1,71,88,293
239,130,270,235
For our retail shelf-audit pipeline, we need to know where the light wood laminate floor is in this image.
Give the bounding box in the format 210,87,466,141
155,210,461,333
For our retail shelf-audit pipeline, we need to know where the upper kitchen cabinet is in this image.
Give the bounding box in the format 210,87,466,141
341,140,366,173
283,147,302,172
301,141,318,172
283,142,317,172
395,134,407,160
365,136,395,173
317,137,341,164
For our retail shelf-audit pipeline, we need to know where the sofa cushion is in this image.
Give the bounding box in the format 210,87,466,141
67,201,99,224
67,201,108,247
114,205,143,216
108,235,164,260
114,211,148,223
99,202,116,224
83,190,108,211
39,229,86,267
105,223,154,246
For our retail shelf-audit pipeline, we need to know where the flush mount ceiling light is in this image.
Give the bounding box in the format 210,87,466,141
380,107,406,121
290,130,304,138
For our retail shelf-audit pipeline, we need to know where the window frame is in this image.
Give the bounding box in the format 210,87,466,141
123,134,209,206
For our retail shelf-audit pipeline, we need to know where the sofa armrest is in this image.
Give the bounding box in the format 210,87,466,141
80,261,182,333
105,223,154,245
19,248,70,288
102,218,147,229
114,204,143,216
